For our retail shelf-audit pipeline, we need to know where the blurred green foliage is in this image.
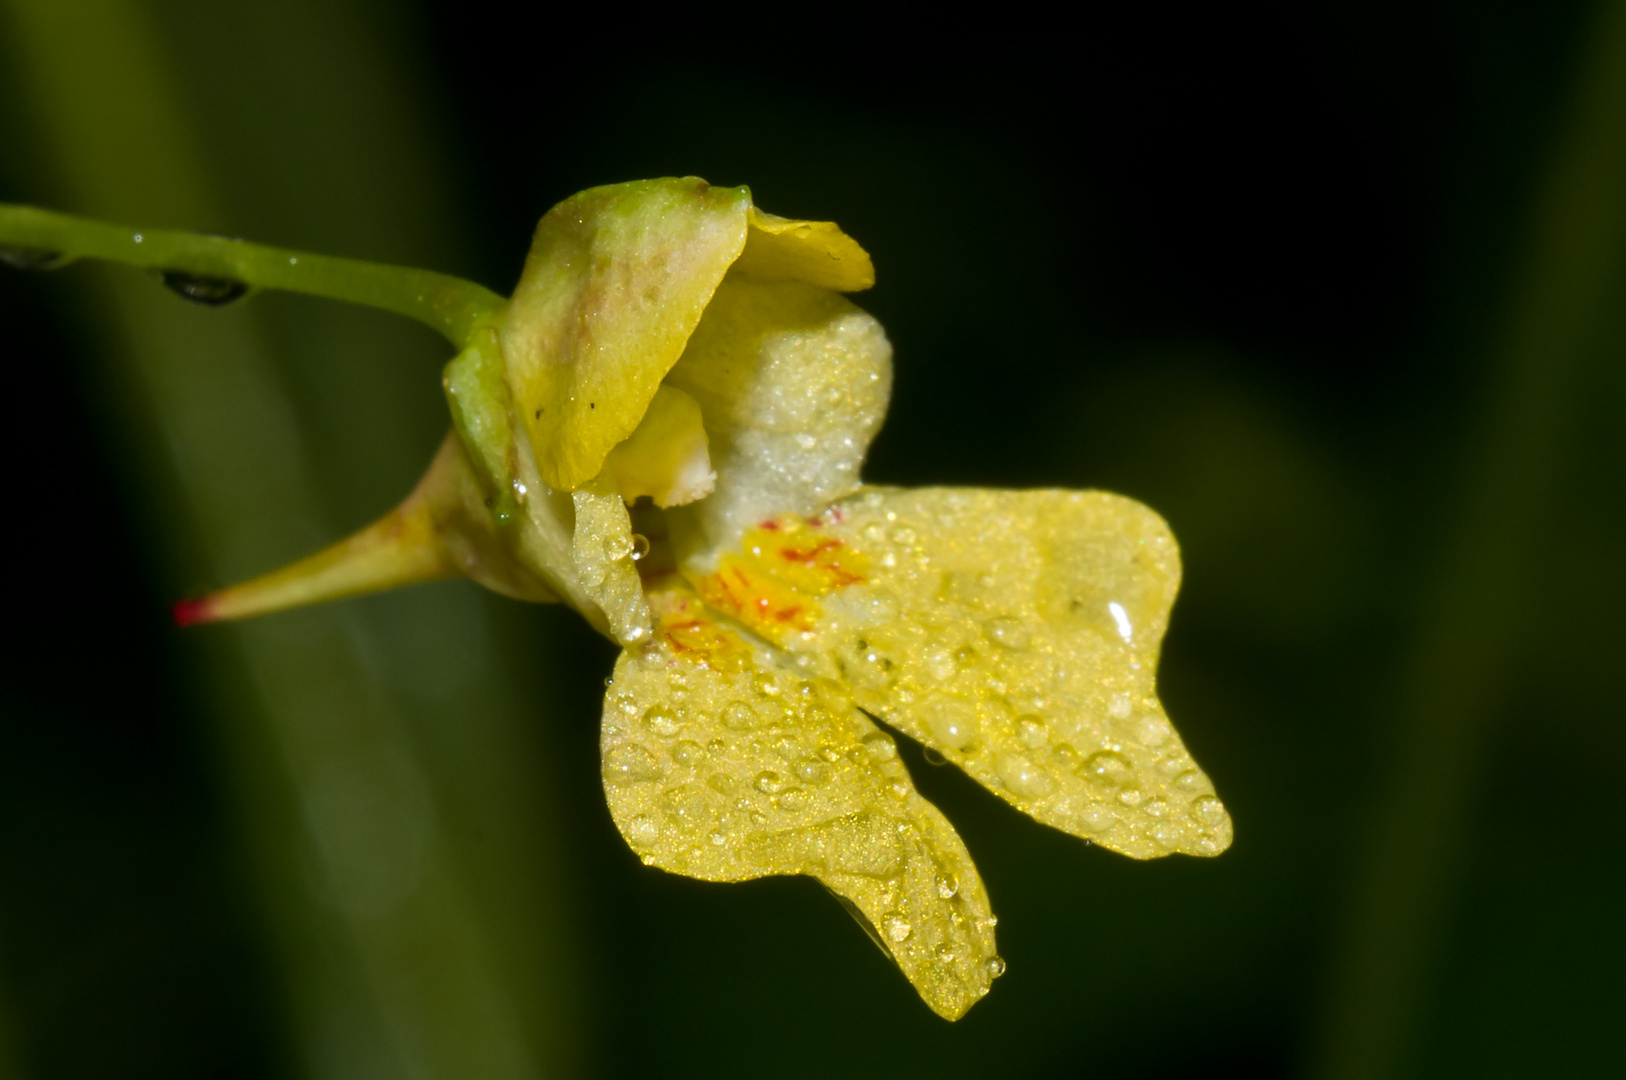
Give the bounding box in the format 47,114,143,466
1,1,1623,1078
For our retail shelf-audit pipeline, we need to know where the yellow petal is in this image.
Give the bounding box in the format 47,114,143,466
733,207,875,291
571,489,653,647
601,580,1003,1020
500,180,877,496
664,275,892,554
597,384,715,508
502,178,752,492
693,489,1234,860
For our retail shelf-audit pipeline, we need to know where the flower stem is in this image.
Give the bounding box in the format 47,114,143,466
0,203,504,345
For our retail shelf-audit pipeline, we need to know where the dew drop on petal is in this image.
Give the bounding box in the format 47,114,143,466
862,733,898,762
604,744,662,785
642,705,681,737
795,760,832,784
921,698,978,750
983,617,1031,651
754,770,783,794
986,956,1007,978
722,701,756,730
997,752,1054,799
670,740,705,767
626,814,660,848
1017,715,1048,748
882,913,912,942
1080,749,1135,787
1190,794,1228,826
1130,713,1171,748
936,874,960,900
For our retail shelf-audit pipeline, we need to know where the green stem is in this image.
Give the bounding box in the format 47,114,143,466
0,202,504,345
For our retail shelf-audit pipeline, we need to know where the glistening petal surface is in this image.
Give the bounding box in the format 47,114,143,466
600,581,1003,1019
689,489,1233,860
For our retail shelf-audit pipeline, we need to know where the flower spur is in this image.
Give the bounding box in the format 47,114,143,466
0,178,1232,1019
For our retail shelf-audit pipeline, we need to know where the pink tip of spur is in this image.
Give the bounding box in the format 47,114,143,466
171,596,219,627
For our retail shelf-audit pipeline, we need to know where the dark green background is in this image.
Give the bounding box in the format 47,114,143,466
2,2,1622,1077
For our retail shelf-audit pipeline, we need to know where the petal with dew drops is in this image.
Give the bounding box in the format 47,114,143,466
687,489,1233,860
501,178,752,493
601,580,1003,1020
665,275,893,555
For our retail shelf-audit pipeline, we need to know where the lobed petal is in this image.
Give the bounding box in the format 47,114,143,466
689,489,1233,860
601,580,1003,1020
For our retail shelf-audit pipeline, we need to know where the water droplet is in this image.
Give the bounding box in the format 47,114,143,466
0,244,67,270
1018,716,1048,748
936,874,960,899
160,269,248,305
773,735,805,761
706,738,727,755
1150,820,1182,848
890,527,917,544
707,772,735,794
882,913,912,942
722,701,756,730
629,533,651,560
997,752,1054,798
708,829,728,846
670,740,705,767
1143,795,1170,818
1080,802,1114,833
1117,788,1143,807
795,760,831,784
776,787,806,811
1195,832,1222,855
754,770,783,794
667,670,690,690
920,697,978,750
936,943,957,962
1051,742,1079,767
1190,794,1228,827
1174,768,1208,792
642,705,681,737
984,617,1031,650
862,733,897,762
889,780,910,800
1129,713,1171,748
1080,749,1135,787
749,810,768,826
922,644,956,682
754,673,782,697
985,956,1007,978
626,814,660,847
603,744,662,785
954,645,978,668
1109,692,1133,719
604,676,615,688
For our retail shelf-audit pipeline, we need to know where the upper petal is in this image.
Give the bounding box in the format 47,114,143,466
665,275,892,556
502,178,751,492
499,179,876,495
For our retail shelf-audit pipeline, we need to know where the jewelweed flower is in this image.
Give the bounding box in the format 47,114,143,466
1,178,1232,1019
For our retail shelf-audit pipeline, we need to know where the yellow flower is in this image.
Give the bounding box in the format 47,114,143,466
167,178,1233,1020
